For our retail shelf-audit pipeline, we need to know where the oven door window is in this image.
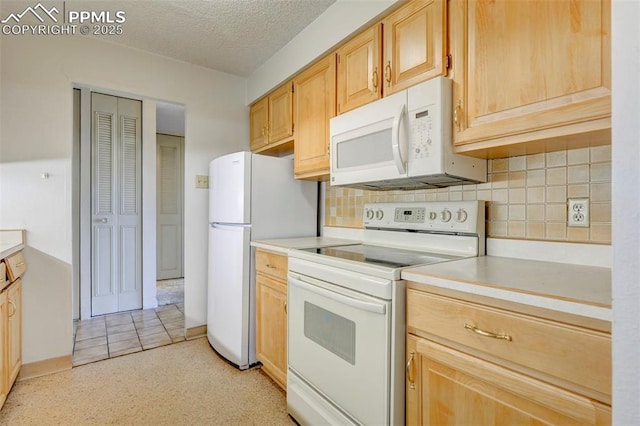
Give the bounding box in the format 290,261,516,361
288,274,391,425
304,302,356,365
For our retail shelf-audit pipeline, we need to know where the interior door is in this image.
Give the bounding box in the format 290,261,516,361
156,134,184,280
91,93,142,316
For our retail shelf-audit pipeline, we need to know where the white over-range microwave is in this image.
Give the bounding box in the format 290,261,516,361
329,77,486,190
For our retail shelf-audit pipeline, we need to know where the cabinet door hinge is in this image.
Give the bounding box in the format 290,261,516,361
445,54,452,70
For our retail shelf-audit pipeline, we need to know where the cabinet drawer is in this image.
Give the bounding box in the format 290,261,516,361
5,251,26,282
255,250,287,281
407,289,611,400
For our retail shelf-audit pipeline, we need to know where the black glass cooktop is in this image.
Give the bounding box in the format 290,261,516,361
302,244,458,269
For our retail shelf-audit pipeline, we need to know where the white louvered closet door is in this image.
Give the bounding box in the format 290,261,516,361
91,93,142,316
156,134,184,280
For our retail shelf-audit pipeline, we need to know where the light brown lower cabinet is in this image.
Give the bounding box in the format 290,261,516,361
255,249,288,390
6,278,22,388
407,335,610,425
0,290,7,409
406,285,611,425
0,250,25,411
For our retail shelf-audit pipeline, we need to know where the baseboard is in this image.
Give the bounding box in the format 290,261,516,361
18,355,72,381
186,325,207,340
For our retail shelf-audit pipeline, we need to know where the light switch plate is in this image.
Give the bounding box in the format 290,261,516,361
195,175,209,189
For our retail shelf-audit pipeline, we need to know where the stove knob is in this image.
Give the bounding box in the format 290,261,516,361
456,209,468,223
375,209,384,220
366,209,374,220
429,211,437,220
440,209,452,222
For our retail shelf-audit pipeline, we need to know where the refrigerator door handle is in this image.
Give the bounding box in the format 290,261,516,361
211,223,251,230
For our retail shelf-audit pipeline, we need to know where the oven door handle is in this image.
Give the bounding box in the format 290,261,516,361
289,275,387,315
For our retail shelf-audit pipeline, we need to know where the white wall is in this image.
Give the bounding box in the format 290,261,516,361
0,34,248,363
612,1,640,424
246,0,397,103
156,102,186,136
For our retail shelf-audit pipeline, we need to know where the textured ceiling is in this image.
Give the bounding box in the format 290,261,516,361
65,0,336,77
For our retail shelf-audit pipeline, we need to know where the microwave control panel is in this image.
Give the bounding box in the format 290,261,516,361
406,76,451,175
410,109,434,160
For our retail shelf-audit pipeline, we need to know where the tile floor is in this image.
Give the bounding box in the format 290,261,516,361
156,278,184,306
72,303,185,367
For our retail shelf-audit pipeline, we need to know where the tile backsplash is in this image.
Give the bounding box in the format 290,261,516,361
325,145,611,244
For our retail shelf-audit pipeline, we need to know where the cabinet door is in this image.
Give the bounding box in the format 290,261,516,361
337,24,382,114
268,83,294,143
383,0,447,95
256,274,287,389
406,334,422,426
6,278,21,388
0,290,6,406
451,0,611,153
415,337,603,425
249,97,269,151
293,54,336,179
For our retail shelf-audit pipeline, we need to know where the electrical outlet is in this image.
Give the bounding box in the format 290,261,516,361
195,175,209,189
568,198,589,227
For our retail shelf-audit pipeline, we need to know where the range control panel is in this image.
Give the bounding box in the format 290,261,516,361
363,201,484,234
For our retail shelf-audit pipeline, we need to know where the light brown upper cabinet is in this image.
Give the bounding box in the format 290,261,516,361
382,0,448,95
337,24,382,114
293,55,337,180
249,82,294,154
268,83,294,143
249,97,268,151
450,0,611,158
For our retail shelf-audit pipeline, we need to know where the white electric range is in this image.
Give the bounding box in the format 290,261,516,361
286,201,485,426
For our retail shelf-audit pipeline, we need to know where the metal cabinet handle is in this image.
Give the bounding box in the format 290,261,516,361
8,299,16,318
265,264,276,269
453,100,463,132
406,351,415,389
284,302,287,314
384,61,392,87
15,262,25,267
372,67,378,90
464,323,512,341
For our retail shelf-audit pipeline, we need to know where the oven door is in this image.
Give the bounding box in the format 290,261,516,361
288,272,391,424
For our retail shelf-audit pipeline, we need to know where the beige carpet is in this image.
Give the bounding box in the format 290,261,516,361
0,338,293,425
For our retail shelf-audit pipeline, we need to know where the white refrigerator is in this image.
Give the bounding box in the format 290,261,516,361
207,151,317,369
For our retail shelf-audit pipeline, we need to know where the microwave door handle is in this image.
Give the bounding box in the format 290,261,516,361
392,103,407,174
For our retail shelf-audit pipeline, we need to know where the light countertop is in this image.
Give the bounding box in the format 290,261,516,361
251,236,358,255
402,256,611,325
0,230,25,259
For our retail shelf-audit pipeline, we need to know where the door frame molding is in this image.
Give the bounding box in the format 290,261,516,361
79,87,92,320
